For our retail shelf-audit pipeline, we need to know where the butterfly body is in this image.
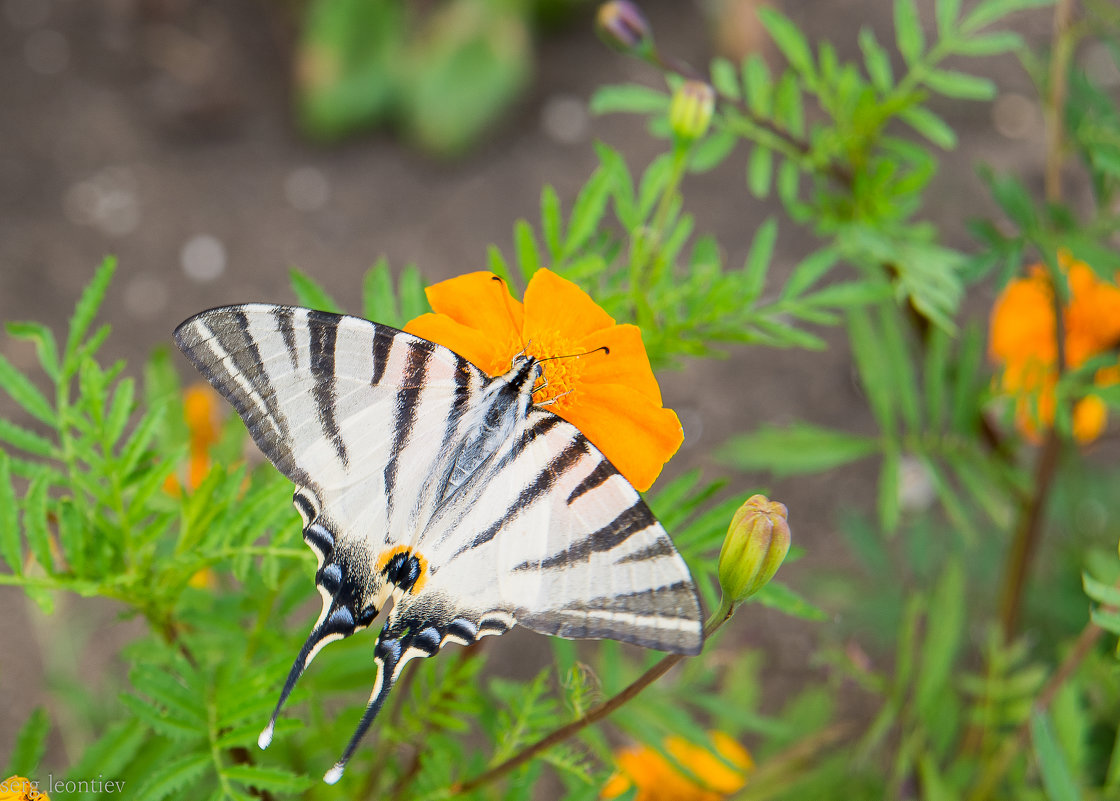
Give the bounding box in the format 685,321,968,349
174,303,702,783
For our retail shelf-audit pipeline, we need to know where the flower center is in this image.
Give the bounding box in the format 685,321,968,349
524,333,583,413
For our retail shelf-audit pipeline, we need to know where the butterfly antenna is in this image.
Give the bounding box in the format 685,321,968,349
536,345,610,363
490,275,528,362
323,635,408,784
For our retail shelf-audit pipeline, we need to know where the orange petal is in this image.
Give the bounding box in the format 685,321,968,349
424,271,525,345
562,383,683,491
576,324,663,405
989,276,1055,363
523,269,615,342
1073,395,1106,443
403,313,514,376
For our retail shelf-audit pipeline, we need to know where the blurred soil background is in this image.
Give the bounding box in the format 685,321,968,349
0,0,1098,776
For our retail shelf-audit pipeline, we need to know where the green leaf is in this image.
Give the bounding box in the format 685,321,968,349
981,167,1037,233
64,256,116,376
6,707,49,776
6,322,59,380
936,0,962,37
951,30,1024,55
758,7,817,85
915,560,965,716
923,69,996,100
774,73,804,137
754,581,828,621
590,84,669,116
1091,607,1120,635
894,0,925,66
802,281,892,308
742,218,778,301
718,423,879,477
0,453,21,574
23,472,51,574
777,159,800,207
565,163,613,257
900,107,957,149
710,57,741,100
289,268,343,313
132,750,212,801
689,129,738,173
950,325,985,433
962,0,1054,33
104,377,135,449
64,719,147,795
877,304,921,432
782,248,837,299
362,258,401,326
397,264,428,322
223,765,313,794
540,185,562,258
1083,573,1120,607
0,353,56,426
743,55,773,117
0,419,54,458
513,219,542,283
918,753,957,801
848,311,896,432
859,28,894,92
119,402,167,477
747,146,773,198
1031,710,1083,801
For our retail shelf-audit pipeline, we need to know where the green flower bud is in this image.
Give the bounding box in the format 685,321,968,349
718,495,790,603
595,1,653,56
668,80,715,142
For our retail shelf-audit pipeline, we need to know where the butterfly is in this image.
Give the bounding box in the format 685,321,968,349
174,303,703,783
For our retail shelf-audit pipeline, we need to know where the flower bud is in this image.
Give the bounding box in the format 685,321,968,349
718,495,790,603
669,80,715,142
595,1,653,56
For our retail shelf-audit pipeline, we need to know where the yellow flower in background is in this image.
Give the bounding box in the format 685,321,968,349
0,776,49,801
989,252,1120,443
164,382,222,496
601,732,753,801
404,269,683,490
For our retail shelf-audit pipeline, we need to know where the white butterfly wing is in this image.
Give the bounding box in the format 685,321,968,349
176,304,703,784
392,409,702,653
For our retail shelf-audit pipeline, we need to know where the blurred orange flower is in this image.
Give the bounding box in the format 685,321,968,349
404,269,683,490
0,776,49,801
989,252,1120,443
601,732,753,801
164,383,222,495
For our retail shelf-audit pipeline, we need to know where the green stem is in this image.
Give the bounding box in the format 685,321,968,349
996,0,1076,644
453,597,737,795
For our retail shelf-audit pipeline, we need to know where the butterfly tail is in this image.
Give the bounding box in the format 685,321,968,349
259,603,361,750
322,633,418,784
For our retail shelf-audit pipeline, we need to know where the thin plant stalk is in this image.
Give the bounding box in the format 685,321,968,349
453,597,736,795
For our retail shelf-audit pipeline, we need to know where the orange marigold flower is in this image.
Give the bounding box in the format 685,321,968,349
404,269,683,490
601,732,753,801
0,776,49,801
989,252,1120,443
164,382,223,496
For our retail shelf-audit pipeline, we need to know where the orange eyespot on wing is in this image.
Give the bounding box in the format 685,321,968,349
376,545,429,595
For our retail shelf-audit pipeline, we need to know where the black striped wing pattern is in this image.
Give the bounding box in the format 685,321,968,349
174,304,702,783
